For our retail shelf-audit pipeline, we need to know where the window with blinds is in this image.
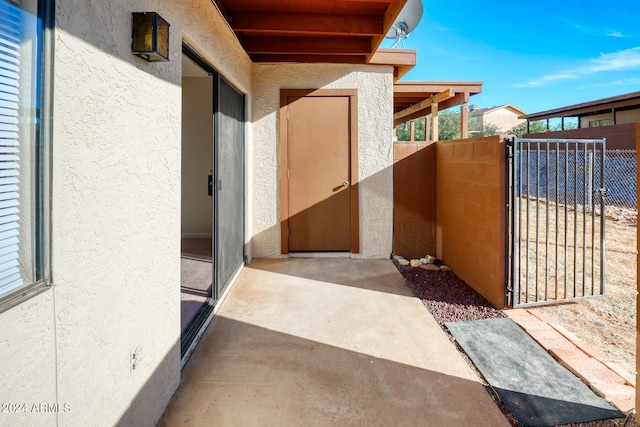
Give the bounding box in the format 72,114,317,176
0,0,51,312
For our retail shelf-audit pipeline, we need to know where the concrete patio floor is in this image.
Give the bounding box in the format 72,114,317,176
159,258,509,426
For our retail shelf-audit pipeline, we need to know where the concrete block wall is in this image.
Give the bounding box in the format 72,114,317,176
393,142,437,259
436,136,506,308
526,122,638,150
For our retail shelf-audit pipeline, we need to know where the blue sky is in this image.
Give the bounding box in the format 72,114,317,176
381,0,640,114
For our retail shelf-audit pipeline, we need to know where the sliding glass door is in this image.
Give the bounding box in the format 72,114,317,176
180,45,245,357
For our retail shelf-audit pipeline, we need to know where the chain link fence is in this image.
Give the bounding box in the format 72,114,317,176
519,149,636,209
605,149,637,210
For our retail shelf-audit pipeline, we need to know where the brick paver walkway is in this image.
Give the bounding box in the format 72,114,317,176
505,309,635,414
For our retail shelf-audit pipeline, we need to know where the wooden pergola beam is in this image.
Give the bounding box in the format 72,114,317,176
249,54,366,64
243,36,372,55
393,89,454,125
228,11,384,36
394,81,483,94
438,92,471,111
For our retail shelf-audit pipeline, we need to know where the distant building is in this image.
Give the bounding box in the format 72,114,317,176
519,91,640,149
469,104,527,133
520,91,640,131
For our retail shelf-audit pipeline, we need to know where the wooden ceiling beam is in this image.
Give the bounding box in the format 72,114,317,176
393,89,456,121
243,36,372,55
228,11,384,36
393,92,479,124
340,0,394,3
250,54,367,64
438,92,470,111
367,0,407,62
395,107,433,124
394,89,455,125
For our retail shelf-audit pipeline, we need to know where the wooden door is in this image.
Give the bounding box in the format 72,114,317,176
286,95,352,251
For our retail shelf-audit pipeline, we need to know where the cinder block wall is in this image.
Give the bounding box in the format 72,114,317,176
393,142,437,259
436,136,506,308
525,122,637,150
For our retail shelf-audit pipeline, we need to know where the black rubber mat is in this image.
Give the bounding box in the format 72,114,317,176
446,318,624,426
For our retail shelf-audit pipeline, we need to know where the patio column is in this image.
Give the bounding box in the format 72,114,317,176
460,102,469,139
425,115,431,142
432,104,439,142
410,120,415,142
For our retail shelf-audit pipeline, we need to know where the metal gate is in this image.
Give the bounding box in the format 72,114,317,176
506,138,607,307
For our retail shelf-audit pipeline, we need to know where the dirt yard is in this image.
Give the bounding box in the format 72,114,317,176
526,211,637,376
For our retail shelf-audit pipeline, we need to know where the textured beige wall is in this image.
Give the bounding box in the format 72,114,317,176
251,63,395,259
617,109,640,124
0,293,57,426
182,76,214,236
0,1,252,426
436,136,506,308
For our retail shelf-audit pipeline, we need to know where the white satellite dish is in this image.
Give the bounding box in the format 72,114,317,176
385,0,423,48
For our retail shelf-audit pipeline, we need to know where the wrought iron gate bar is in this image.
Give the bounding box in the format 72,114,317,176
506,137,607,307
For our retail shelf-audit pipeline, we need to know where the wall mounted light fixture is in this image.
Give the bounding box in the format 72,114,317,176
132,12,170,62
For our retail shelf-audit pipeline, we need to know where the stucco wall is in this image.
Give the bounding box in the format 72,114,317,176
580,110,640,128
436,136,506,308
617,109,640,124
484,109,524,133
0,1,252,426
251,63,394,259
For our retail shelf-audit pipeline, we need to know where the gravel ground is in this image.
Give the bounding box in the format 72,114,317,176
394,261,637,427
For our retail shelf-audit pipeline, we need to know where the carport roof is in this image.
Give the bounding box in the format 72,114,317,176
393,81,484,126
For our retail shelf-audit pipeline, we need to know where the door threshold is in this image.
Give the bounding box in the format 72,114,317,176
289,252,351,259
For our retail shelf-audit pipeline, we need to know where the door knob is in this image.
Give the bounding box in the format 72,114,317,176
343,181,349,188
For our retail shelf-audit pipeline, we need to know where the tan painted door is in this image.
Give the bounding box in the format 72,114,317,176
287,96,351,251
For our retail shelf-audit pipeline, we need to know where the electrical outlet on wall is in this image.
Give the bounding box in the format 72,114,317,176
131,347,142,372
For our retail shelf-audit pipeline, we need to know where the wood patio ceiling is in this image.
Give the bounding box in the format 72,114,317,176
393,81,483,125
214,0,409,65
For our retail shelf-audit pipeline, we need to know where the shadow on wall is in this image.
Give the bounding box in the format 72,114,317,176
249,162,394,260
115,340,180,427
251,65,393,122
392,137,507,308
393,141,437,259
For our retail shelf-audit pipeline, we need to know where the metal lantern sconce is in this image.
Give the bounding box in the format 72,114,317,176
132,12,170,62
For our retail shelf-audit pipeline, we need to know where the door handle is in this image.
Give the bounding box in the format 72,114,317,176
343,181,349,188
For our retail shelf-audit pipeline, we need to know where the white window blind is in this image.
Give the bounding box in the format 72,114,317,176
0,1,24,296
